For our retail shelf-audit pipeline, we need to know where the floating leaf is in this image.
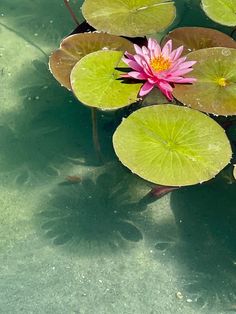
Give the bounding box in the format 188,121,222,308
70,50,142,110
233,165,236,180
173,47,236,116
141,87,170,107
82,0,176,37
201,0,236,26
113,105,231,186
49,33,134,89
162,27,236,54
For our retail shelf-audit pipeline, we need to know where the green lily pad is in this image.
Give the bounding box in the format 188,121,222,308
162,27,236,54
82,0,176,37
233,165,236,180
173,47,236,116
113,105,231,186
70,50,142,110
201,0,236,26
49,33,134,90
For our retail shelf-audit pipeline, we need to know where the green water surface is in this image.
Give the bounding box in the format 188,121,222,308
0,1,236,313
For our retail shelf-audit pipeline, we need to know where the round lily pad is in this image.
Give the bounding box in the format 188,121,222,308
162,27,236,54
49,33,134,90
82,0,176,37
173,47,236,116
201,0,236,26
113,105,231,186
70,50,142,110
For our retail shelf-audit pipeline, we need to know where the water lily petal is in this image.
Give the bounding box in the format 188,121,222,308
161,40,172,58
127,71,147,80
174,77,197,83
139,81,154,96
148,38,161,58
169,67,196,77
178,60,197,69
148,38,158,50
158,82,173,100
124,51,135,61
159,80,173,92
170,45,184,61
123,58,144,71
134,44,143,55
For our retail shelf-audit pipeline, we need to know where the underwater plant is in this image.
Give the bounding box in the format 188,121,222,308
49,0,236,193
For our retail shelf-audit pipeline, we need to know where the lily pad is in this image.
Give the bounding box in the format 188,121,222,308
173,47,236,116
201,0,236,26
233,165,236,180
49,33,134,89
162,27,236,54
70,50,142,110
82,0,176,37
113,105,231,186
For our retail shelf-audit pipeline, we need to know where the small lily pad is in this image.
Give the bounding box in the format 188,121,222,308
173,47,236,116
201,0,236,26
113,105,231,186
162,27,236,54
70,50,142,110
49,33,134,89
82,0,176,37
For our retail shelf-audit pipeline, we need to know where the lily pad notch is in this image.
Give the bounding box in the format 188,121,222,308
82,0,176,37
70,50,142,110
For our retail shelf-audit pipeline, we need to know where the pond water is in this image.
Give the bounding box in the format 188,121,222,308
1,1,236,313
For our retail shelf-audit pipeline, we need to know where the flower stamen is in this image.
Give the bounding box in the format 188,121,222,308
217,77,227,87
150,55,171,72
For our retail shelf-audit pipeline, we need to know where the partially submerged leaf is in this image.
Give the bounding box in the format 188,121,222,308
113,105,232,186
233,165,236,180
141,87,170,107
70,50,142,110
150,185,179,198
162,27,236,54
173,47,236,116
201,0,236,26
49,33,134,89
82,0,176,37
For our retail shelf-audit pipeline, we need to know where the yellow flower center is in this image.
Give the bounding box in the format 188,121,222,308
150,55,171,72
217,77,227,87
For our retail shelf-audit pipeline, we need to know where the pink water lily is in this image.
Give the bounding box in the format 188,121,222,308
122,38,196,100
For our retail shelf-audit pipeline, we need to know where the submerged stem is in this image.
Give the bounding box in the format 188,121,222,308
63,0,80,26
91,108,103,163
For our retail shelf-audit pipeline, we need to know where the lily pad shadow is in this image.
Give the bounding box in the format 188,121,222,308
170,178,236,309
0,56,119,186
36,167,148,255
